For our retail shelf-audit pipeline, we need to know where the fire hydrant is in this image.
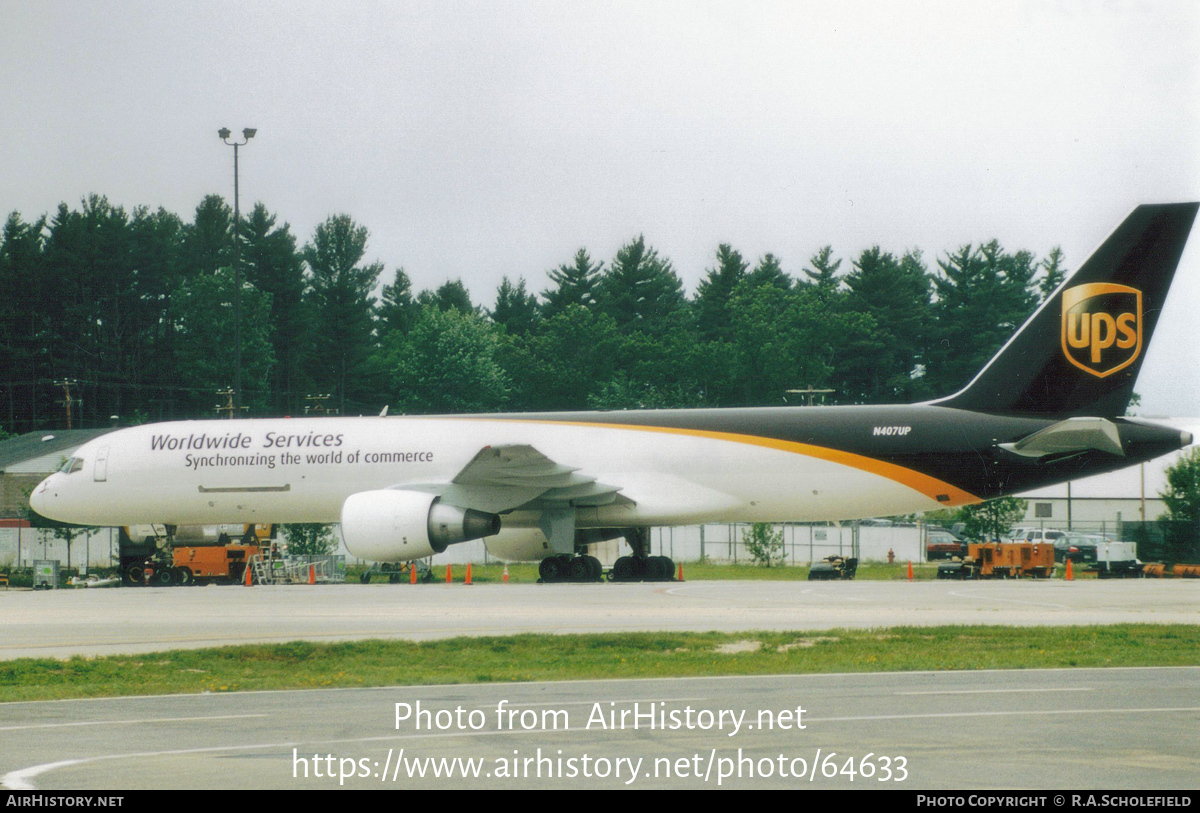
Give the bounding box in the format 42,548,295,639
887,548,895,564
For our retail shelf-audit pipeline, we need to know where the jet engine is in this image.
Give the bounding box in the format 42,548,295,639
340,490,500,562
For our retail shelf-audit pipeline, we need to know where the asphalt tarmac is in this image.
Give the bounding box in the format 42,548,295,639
2,580,1198,791
0,578,1197,660
4,667,1198,790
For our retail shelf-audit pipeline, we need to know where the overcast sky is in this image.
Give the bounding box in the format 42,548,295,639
2,0,1197,413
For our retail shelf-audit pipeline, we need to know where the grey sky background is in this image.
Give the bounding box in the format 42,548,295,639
2,0,1197,413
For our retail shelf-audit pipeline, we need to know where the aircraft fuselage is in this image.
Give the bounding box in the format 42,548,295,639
30,405,1188,530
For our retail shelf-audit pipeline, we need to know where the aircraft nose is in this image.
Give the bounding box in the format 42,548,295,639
29,474,56,518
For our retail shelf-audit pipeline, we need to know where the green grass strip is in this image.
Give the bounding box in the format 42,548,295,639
2,625,1198,703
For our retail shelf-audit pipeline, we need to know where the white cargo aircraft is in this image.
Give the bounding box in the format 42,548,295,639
31,203,1199,581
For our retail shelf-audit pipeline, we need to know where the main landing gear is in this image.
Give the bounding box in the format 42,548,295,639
608,554,676,582
538,554,603,583
536,553,678,583
607,527,677,583
536,527,678,584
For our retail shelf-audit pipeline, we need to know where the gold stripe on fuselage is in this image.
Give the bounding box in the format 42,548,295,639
442,417,982,508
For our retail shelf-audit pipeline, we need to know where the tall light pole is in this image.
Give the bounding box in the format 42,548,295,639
218,127,256,414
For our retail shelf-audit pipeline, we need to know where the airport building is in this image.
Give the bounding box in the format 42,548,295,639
0,429,121,569
1013,448,1180,534
0,428,112,517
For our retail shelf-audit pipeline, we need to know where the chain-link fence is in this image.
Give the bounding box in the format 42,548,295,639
1119,520,1200,565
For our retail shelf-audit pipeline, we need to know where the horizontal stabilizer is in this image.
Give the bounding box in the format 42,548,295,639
998,417,1124,458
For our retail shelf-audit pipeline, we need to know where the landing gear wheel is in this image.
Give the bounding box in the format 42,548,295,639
644,556,661,580
568,557,593,583
539,556,562,583
125,565,145,585
178,568,193,586
565,557,584,582
653,556,675,581
154,567,175,586
611,556,636,581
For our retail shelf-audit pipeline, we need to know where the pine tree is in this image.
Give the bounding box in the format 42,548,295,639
802,245,841,295
183,195,232,276
379,268,418,335
842,247,932,402
418,279,476,315
596,235,686,334
926,241,1040,397
127,206,186,420
303,214,383,415
694,244,748,341
241,203,307,415
491,276,540,335
542,248,602,319
746,252,792,290
1039,246,1067,301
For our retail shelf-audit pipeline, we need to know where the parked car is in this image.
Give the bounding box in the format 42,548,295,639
1052,533,1107,563
1009,527,1067,545
926,527,968,560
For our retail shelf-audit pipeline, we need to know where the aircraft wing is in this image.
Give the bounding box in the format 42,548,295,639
998,417,1125,458
402,444,625,514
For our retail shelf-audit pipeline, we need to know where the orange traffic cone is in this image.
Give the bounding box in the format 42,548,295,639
445,564,452,583
907,561,914,582
502,565,510,583
465,562,473,585
677,562,684,582
244,562,252,587
1065,558,1074,581
410,564,418,584
308,564,316,585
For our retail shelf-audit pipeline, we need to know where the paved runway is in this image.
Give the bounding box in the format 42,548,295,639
2,580,1197,790
3,667,1198,790
1,579,1197,660
2,580,1200,661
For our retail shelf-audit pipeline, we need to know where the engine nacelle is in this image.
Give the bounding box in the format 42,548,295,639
340,490,500,562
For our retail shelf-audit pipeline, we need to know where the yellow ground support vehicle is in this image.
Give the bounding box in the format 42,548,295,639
937,542,1055,580
1144,562,1200,578
122,524,275,585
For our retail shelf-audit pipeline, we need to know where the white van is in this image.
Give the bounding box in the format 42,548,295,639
1008,527,1067,544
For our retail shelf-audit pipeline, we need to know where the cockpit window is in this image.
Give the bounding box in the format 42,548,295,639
59,457,84,475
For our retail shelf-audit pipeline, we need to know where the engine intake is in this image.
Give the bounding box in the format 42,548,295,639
340,490,500,562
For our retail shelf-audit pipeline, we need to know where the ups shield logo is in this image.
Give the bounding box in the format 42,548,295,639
1061,283,1142,378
